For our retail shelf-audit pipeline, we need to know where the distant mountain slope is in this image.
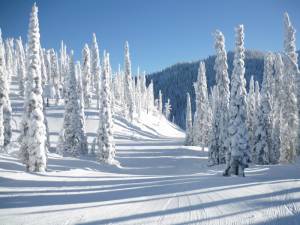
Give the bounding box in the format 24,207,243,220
147,50,300,129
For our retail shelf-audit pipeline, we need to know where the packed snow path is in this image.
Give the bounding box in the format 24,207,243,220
1,136,300,225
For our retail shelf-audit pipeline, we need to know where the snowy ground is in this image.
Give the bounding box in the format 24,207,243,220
1,81,300,225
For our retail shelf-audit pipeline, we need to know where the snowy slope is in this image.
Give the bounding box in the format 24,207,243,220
1,80,300,225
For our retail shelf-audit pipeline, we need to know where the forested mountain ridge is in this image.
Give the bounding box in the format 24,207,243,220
147,50,300,129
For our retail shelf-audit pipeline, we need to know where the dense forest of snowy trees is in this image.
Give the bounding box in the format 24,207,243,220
0,3,166,171
181,12,300,173
0,3,299,172
148,51,300,130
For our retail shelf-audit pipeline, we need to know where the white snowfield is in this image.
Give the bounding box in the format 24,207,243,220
1,83,300,225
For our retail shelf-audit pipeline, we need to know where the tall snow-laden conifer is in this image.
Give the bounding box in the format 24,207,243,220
49,49,60,105
0,34,12,149
91,33,101,109
43,49,55,104
140,71,147,110
146,80,154,114
255,81,260,112
124,41,135,121
209,30,230,164
59,41,68,97
97,53,117,165
0,30,5,150
39,48,50,153
283,12,300,156
59,52,87,156
164,98,172,120
19,3,47,172
193,61,211,146
3,88,12,148
5,39,13,84
16,38,26,96
135,69,142,118
280,54,299,163
271,53,285,163
247,76,256,156
75,61,88,154
2,40,12,148
284,12,298,66
184,93,193,145
44,50,51,84
227,25,249,165
158,90,163,114
40,47,47,87
208,86,219,165
253,53,274,164
82,44,92,108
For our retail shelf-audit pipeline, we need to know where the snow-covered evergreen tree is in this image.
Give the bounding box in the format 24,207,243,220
209,30,230,164
91,33,101,109
184,93,193,145
140,71,147,110
124,41,135,121
164,98,172,120
135,70,142,118
4,39,13,84
208,86,220,165
19,3,47,172
264,53,275,100
253,53,274,164
76,61,85,128
40,47,47,87
0,30,5,150
97,53,117,165
247,76,256,156
16,37,26,96
209,86,219,121
58,52,87,156
158,90,163,114
280,54,299,163
49,49,60,105
283,12,298,66
227,25,249,168
271,53,285,163
255,81,261,112
44,50,51,84
193,61,211,147
59,41,67,83
1,39,12,148
146,80,154,114
59,41,68,98
82,44,92,108
2,87,12,149
253,90,272,165
283,12,300,156
38,48,50,152
75,60,87,154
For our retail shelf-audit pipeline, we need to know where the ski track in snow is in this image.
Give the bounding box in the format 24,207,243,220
1,137,300,225
1,82,300,225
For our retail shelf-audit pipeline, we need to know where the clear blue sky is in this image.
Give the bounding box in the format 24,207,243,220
0,0,299,73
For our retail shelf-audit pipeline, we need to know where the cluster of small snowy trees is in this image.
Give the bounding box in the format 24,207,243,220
0,3,162,172
112,42,168,122
185,12,300,167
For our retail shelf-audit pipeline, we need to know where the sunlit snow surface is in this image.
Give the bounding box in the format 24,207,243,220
0,81,300,225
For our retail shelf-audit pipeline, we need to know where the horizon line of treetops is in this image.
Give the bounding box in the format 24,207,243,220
184,11,300,176
0,3,171,172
